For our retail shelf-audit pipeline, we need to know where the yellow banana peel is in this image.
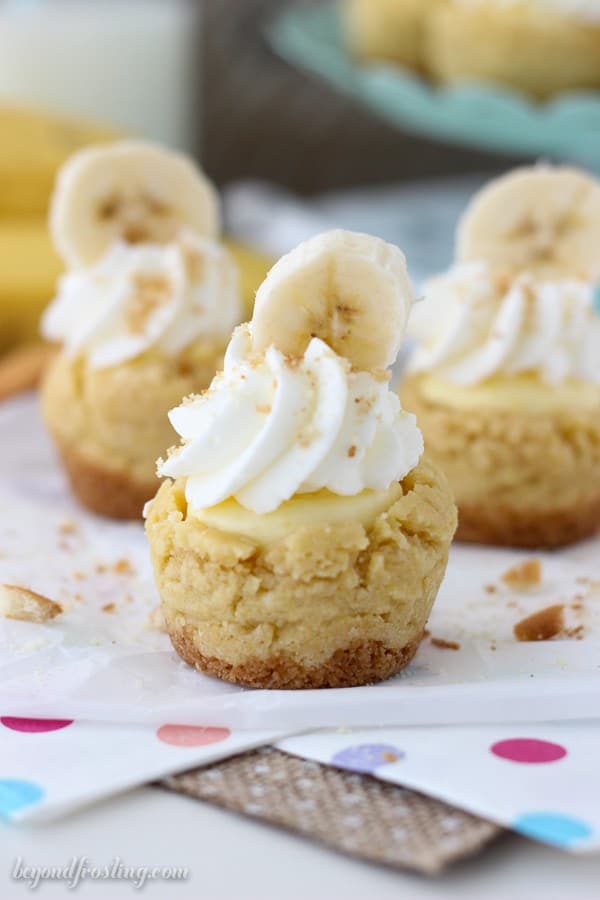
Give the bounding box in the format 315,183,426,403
0,105,272,354
0,219,61,353
0,105,119,219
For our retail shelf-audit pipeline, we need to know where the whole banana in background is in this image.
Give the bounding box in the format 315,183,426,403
0,106,117,354
0,107,270,356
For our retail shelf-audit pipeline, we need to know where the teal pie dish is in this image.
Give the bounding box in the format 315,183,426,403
267,3,600,171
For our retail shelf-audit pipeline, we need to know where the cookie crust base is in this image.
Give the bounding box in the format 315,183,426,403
57,442,157,520
168,624,424,690
457,496,600,550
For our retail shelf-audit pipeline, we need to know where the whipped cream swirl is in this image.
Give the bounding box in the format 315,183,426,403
408,261,600,386
159,325,423,514
41,230,241,368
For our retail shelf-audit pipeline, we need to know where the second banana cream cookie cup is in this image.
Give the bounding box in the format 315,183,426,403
40,141,242,519
402,165,600,549
145,231,457,689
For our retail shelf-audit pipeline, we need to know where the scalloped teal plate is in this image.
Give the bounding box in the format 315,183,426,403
266,3,600,169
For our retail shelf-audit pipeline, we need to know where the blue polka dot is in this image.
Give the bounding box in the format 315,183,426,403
514,812,593,848
331,744,404,774
0,779,44,817
593,285,600,317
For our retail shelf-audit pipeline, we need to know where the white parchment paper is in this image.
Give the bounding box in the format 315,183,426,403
1,394,599,729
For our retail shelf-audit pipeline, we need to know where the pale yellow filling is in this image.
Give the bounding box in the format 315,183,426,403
417,373,600,413
191,483,404,545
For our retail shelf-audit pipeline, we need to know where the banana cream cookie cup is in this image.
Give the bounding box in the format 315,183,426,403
427,0,600,99
146,230,457,689
345,0,443,71
40,141,242,519
402,165,600,549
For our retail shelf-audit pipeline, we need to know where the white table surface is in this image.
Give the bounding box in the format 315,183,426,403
2,786,600,900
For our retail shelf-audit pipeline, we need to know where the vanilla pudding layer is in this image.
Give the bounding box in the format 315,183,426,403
417,372,600,413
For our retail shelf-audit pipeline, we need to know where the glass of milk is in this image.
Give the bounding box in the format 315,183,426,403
0,0,202,152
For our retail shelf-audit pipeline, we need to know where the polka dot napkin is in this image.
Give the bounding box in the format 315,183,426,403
0,716,280,822
278,722,600,853
2,714,599,856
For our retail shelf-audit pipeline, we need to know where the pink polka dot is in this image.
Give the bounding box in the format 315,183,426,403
1,717,73,733
156,724,231,747
491,738,567,764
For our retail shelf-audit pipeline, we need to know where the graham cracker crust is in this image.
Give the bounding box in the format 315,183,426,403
57,443,158,520
167,624,424,689
457,495,600,549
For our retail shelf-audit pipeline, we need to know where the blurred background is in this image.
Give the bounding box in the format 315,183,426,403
1,0,598,357
203,0,520,192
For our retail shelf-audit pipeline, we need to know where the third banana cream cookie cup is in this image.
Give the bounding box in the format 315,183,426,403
402,165,600,549
145,231,457,689
427,0,600,100
344,0,443,71
40,141,242,519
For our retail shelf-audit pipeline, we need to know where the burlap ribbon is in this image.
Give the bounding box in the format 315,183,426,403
162,747,502,875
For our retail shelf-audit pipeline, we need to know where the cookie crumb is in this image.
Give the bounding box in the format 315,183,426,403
502,559,541,590
101,602,116,614
430,637,460,651
58,519,77,536
564,625,585,640
484,584,497,594
514,604,564,642
0,584,62,623
113,558,134,576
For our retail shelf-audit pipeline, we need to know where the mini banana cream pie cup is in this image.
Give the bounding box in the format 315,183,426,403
345,0,443,71
145,230,457,690
40,141,242,519
401,165,600,549
427,0,600,100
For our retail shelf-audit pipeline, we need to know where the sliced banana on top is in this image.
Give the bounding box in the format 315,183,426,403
251,230,414,371
50,140,220,268
457,165,600,281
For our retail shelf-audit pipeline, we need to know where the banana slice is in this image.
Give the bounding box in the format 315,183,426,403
50,140,220,268
251,230,413,371
457,165,600,280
